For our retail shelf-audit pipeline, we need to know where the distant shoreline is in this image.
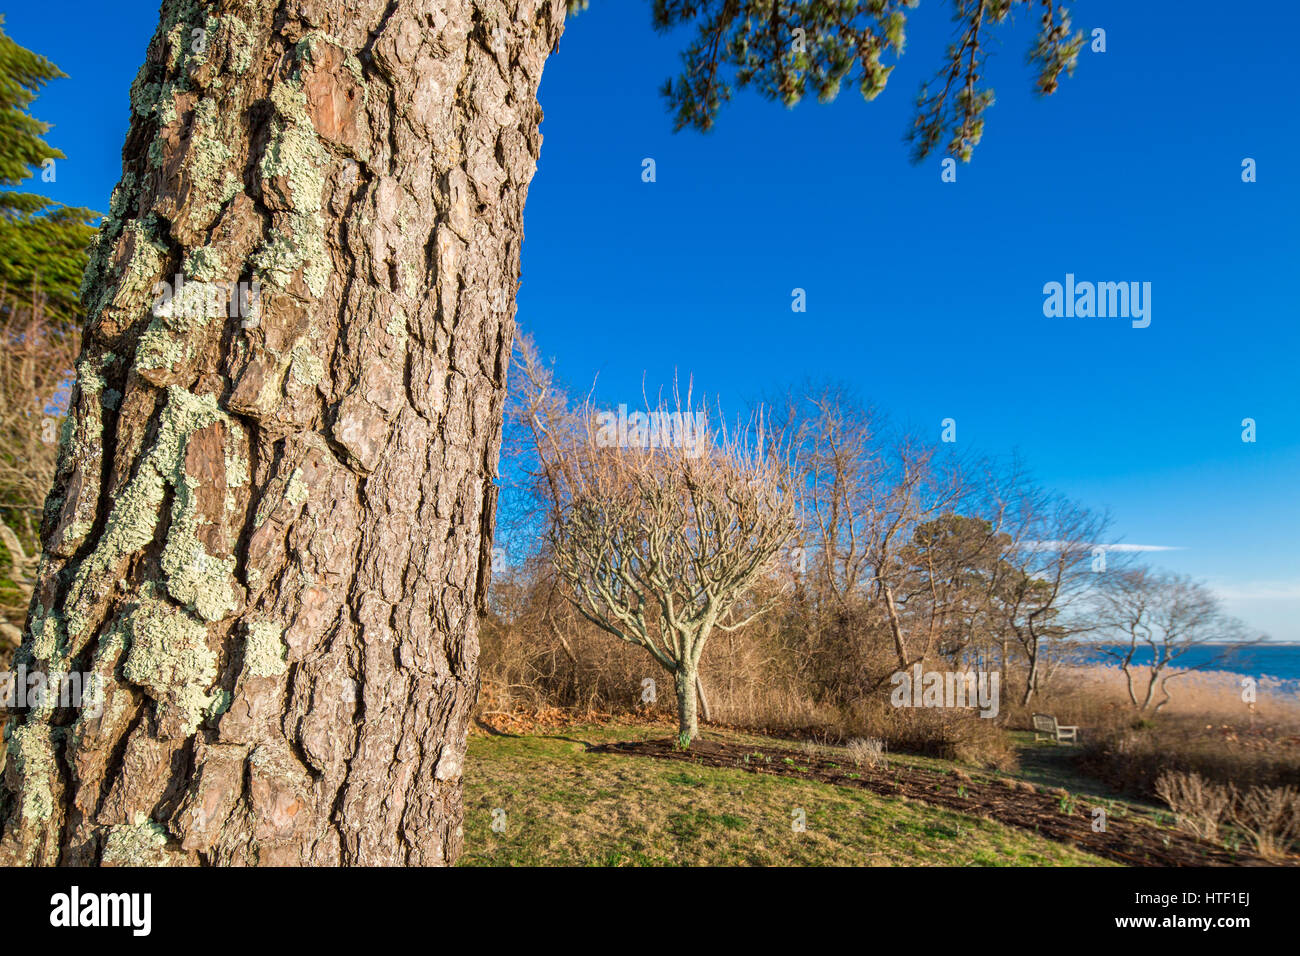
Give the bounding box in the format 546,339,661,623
1067,640,1300,648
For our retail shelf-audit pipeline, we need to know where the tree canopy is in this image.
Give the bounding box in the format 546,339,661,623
0,16,98,321
650,0,1084,161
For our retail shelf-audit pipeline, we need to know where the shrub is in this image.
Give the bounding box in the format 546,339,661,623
1154,771,1231,841
848,701,1018,771
845,737,886,769
1228,785,1300,859
1079,718,1300,797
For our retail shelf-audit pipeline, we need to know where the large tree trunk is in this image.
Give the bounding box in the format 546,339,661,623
674,667,698,746
0,0,565,866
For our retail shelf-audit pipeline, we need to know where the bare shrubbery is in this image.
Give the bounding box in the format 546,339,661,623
1080,716,1300,798
1155,770,1300,858
852,701,1018,770
0,289,77,662
1228,785,1300,859
845,737,886,769
1154,771,1231,841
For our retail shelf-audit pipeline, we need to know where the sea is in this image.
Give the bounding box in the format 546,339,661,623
1070,643,1300,688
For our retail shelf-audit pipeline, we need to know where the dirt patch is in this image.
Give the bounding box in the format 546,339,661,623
592,737,1293,867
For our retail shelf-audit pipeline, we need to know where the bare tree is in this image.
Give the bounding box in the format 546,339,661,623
1094,568,1256,714
521,358,798,746
986,480,1112,706
785,386,965,674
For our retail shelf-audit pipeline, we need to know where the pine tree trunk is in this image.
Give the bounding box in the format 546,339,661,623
0,0,565,866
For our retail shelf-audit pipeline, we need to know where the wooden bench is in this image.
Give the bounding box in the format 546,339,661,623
1032,713,1079,744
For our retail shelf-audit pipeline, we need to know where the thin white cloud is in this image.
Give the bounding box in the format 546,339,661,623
1212,580,1300,601
1100,544,1185,553
1021,541,1184,553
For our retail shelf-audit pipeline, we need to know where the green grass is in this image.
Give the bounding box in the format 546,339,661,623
458,725,1116,866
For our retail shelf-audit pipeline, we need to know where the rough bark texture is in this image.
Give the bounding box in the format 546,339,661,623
0,0,565,866
674,667,698,744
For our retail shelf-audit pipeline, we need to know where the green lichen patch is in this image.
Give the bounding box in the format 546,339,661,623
107,172,137,220
184,245,223,282
289,345,323,385
82,219,167,325
136,317,192,374
206,688,232,720
121,595,219,737
160,475,240,623
159,277,226,326
222,430,251,519
61,387,224,642
101,814,175,866
130,76,162,118
142,270,232,376
284,468,309,507
27,608,64,665
385,307,407,344
161,0,204,74
7,725,59,823
253,79,331,298
223,438,249,490
220,15,257,74
243,621,287,678
187,98,239,222
75,358,106,396
51,389,107,562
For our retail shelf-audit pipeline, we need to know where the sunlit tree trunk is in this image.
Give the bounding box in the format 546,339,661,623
0,0,565,866
674,666,698,744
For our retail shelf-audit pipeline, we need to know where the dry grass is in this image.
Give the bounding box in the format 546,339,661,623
1228,785,1300,859
1154,771,1231,841
1149,771,1300,858
1018,662,1300,731
846,737,887,769
1079,717,1300,797
0,291,78,662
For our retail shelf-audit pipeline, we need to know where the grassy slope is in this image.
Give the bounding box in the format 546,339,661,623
460,723,1115,866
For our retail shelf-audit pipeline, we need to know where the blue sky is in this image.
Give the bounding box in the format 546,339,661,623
6,1,1299,638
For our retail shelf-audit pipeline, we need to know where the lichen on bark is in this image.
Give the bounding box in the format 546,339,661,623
1,0,568,868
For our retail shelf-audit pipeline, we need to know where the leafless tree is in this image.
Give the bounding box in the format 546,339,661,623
954,458,1116,707
1093,568,1256,714
784,385,966,674
552,412,796,745
516,343,798,745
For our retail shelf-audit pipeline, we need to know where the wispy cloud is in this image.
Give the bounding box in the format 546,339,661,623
1099,544,1185,553
1211,580,1300,601
1021,541,1184,553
